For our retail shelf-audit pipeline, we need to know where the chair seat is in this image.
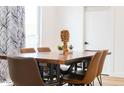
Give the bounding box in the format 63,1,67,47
61,51,103,85
63,73,84,80
62,71,85,84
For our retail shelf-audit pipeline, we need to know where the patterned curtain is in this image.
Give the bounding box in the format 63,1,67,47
0,6,25,82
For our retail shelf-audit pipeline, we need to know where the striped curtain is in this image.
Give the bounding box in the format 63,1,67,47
0,6,25,82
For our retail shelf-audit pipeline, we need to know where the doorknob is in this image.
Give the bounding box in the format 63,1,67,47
84,41,89,45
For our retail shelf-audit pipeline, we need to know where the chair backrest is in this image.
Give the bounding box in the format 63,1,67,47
37,47,51,52
97,50,108,76
20,48,36,53
82,51,103,84
7,57,44,86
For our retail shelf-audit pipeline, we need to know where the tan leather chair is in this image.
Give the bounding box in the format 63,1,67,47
37,47,51,52
61,51,103,85
20,48,36,53
7,57,44,86
96,50,108,86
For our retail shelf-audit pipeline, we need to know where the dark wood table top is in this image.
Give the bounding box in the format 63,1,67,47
85,49,111,55
16,51,96,64
0,51,96,64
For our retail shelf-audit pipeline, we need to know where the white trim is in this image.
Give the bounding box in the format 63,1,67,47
111,73,124,78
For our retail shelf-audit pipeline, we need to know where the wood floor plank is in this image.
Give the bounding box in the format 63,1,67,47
94,76,124,86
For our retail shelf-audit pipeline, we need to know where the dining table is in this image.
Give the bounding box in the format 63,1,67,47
0,51,96,85
18,51,96,84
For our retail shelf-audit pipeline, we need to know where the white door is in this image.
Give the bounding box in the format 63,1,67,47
84,7,113,75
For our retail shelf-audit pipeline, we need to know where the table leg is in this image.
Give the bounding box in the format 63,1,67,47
83,60,86,71
56,64,61,85
37,62,44,78
74,63,77,72
83,58,92,71
49,64,54,82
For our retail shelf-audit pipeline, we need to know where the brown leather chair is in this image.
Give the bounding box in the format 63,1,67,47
61,51,103,86
7,57,44,86
20,48,36,53
37,47,51,52
96,50,108,86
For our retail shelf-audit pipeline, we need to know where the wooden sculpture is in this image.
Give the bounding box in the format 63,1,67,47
61,30,70,55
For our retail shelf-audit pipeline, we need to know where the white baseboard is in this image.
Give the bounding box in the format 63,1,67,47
109,72,124,78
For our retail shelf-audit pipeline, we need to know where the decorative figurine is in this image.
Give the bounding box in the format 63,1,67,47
61,30,70,55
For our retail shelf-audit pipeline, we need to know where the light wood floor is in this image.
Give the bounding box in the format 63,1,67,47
94,75,124,86
0,75,124,86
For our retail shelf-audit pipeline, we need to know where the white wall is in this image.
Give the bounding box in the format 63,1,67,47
41,6,84,52
112,7,124,77
42,7,59,51
57,7,84,51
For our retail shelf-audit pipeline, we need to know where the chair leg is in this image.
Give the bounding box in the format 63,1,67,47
68,83,73,86
99,75,102,86
97,75,102,86
91,81,94,86
86,83,93,86
81,84,85,86
86,84,90,86
67,64,75,73
49,64,54,81
74,63,77,72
